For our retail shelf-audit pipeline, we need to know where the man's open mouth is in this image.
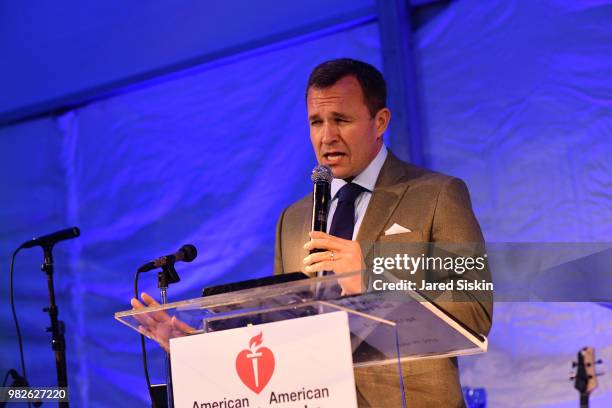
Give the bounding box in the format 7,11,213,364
323,152,346,163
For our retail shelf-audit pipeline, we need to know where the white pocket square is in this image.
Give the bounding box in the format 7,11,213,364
384,223,412,235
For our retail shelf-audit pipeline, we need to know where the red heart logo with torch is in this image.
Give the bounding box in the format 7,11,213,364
235,332,275,394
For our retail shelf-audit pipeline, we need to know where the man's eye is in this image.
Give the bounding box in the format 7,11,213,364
310,120,322,126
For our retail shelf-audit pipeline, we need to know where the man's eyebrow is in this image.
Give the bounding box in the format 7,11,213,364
308,112,352,121
331,111,351,119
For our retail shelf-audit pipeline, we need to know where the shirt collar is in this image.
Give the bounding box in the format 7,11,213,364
330,144,388,199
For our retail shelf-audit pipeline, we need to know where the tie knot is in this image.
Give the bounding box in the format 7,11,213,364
337,182,366,204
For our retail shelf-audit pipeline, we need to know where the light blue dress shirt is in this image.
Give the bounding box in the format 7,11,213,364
326,145,388,240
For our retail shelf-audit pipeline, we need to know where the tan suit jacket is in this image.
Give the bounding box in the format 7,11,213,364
274,151,493,407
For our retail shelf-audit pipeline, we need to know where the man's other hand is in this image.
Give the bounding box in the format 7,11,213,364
130,292,196,352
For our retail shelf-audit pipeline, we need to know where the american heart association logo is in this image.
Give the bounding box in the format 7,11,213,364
235,332,275,394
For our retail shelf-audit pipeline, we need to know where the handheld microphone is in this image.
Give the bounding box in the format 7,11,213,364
310,165,332,255
137,244,198,273
311,164,332,233
19,227,80,249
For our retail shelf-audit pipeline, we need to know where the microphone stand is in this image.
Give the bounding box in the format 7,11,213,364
158,262,180,408
41,244,69,408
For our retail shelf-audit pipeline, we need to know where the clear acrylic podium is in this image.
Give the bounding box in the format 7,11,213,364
115,271,487,406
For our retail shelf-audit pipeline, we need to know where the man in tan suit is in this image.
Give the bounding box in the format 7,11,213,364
274,58,492,407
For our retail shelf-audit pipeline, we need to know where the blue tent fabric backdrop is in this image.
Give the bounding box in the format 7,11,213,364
1,1,611,407
1,23,383,406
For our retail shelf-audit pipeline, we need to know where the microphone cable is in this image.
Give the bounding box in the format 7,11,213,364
134,270,155,405
9,246,32,408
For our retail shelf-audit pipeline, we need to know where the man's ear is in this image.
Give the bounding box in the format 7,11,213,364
375,108,391,137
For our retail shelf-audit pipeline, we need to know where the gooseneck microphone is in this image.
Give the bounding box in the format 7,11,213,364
12,227,80,407
19,227,80,249
137,244,198,273
135,244,197,408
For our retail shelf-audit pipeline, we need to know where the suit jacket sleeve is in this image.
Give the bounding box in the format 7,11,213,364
273,207,287,276
431,177,493,336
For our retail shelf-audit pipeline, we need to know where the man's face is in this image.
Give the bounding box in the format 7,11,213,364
307,76,390,180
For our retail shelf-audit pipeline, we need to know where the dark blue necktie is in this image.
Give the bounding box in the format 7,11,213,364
329,182,367,240
319,182,366,297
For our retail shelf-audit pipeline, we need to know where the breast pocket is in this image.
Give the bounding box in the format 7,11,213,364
378,230,424,243
372,231,428,271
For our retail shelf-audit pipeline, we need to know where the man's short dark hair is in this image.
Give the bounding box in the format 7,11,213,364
306,58,387,117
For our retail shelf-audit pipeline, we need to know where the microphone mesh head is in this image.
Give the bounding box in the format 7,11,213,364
311,165,333,184
180,244,198,262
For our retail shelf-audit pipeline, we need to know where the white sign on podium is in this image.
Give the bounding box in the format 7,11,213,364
170,311,358,407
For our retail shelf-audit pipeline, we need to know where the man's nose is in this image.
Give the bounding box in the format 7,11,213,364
321,122,339,144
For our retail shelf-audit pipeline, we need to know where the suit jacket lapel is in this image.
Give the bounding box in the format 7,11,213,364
357,152,411,260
